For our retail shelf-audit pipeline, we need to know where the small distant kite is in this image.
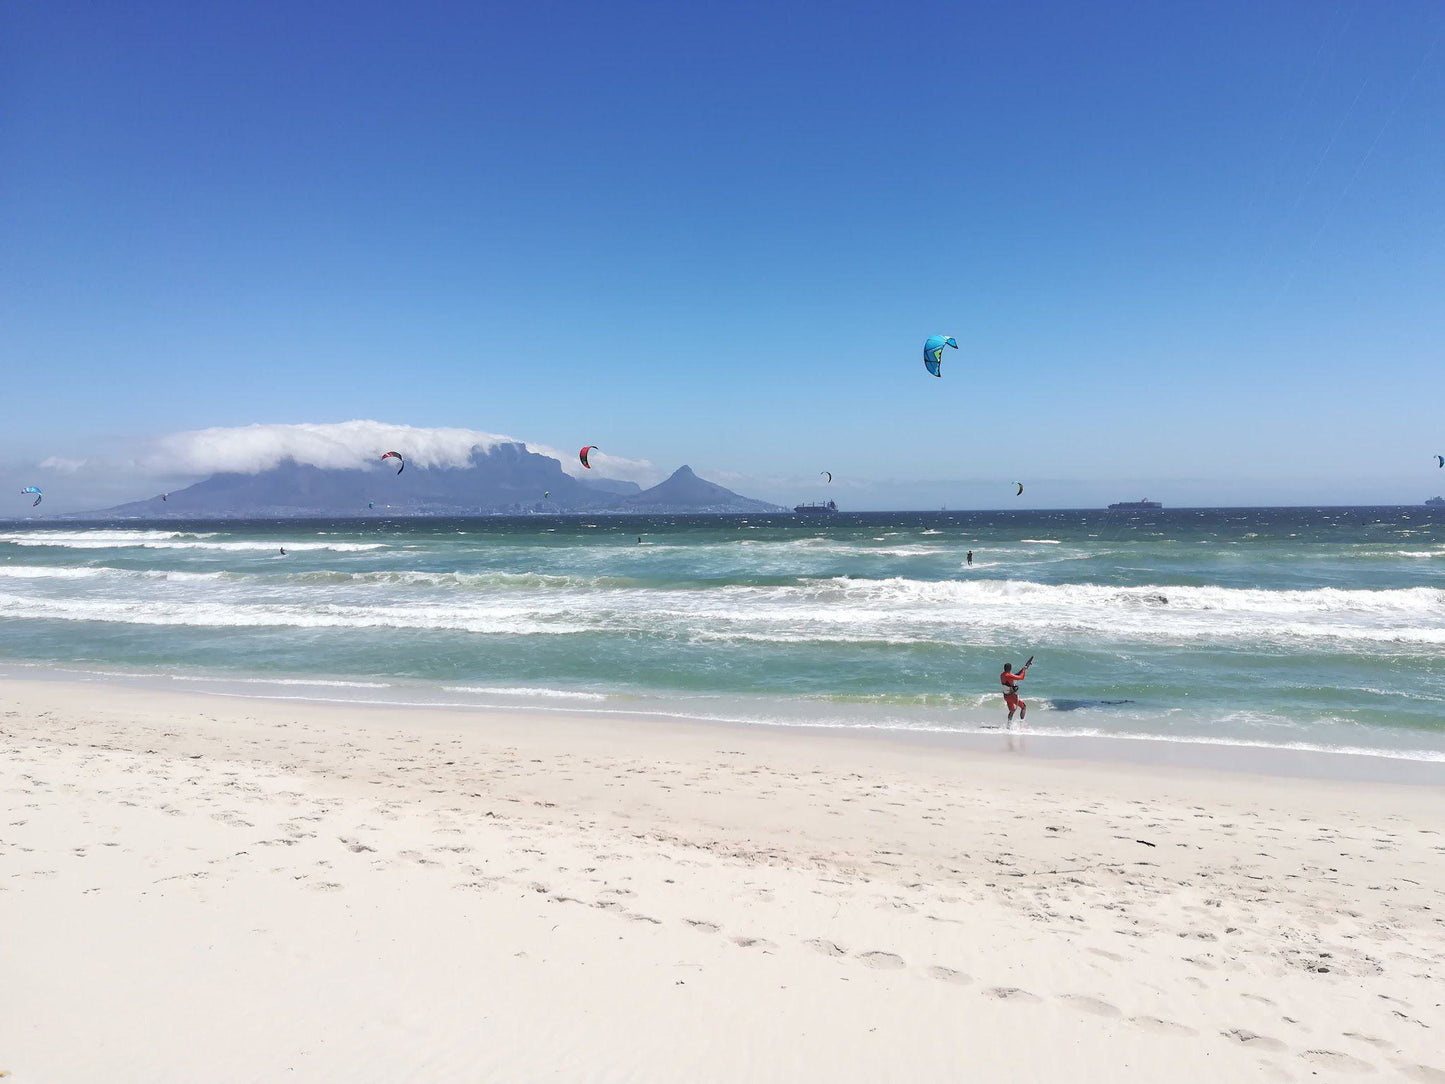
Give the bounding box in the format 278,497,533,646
381,451,405,475
21,486,42,508
1013,482,1024,496
821,471,832,484
1436,455,1444,469
923,335,958,378
579,445,599,469
543,490,551,500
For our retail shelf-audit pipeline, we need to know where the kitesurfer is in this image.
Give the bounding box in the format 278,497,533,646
1000,657,1032,723
966,550,973,566
279,547,287,556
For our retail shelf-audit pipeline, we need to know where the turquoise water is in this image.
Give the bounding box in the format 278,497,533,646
2,508,1444,761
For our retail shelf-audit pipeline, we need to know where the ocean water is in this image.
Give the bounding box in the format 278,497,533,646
2,508,1444,764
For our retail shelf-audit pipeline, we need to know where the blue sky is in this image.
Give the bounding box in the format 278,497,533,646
4,0,1443,511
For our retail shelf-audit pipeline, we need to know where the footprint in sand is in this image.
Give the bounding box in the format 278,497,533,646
732,937,777,951
1342,1032,1391,1049
806,939,846,957
925,965,971,985
1398,1065,1445,1083
984,987,1040,1003
1220,1029,1287,1053
684,919,720,933
1300,1050,1373,1074
1130,1016,1196,1037
1059,995,1120,1018
856,951,905,970
454,880,499,893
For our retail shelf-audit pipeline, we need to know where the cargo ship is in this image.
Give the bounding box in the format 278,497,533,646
794,500,839,515
1107,498,1163,510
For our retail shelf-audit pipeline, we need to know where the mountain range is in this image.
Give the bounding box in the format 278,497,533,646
89,442,783,517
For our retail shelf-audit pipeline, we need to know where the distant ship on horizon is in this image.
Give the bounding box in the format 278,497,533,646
794,500,838,515
1108,498,1163,510
1427,496,1445,507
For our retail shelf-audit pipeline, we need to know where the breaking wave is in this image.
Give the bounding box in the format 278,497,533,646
0,574,1438,648
0,530,382,552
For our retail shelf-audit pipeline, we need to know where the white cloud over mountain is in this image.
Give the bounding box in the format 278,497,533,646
143,421,662,484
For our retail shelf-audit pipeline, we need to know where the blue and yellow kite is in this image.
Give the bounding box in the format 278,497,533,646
923,335,957,378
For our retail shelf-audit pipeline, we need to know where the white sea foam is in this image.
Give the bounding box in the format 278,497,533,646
269,569,619,590
0,532,383,552
0,566,119,580
0,592,591,636
0,530,216,545
0,565,222,582
0,575,1439,648
981,727,1445,764
855,546,946,557
441,685,607,701
165,675,394,689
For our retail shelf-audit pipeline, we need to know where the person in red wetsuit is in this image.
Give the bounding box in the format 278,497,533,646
1000,657,1032,723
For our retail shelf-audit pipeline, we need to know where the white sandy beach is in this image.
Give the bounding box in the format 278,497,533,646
2,677,1442,1082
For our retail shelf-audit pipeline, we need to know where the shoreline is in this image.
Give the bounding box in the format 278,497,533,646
8,501,1444,522
2,676,1443,1081
6,663,1445,786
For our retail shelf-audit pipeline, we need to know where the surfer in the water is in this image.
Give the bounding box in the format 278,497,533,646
966,550,973,566
1000,656,1032,723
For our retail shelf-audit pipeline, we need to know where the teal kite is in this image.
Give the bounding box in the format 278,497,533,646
923,335,957,378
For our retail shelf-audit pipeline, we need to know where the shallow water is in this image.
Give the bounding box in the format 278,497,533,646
2,508,1443,762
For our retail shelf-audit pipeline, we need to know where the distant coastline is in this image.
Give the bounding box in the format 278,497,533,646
19,501,1445,523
